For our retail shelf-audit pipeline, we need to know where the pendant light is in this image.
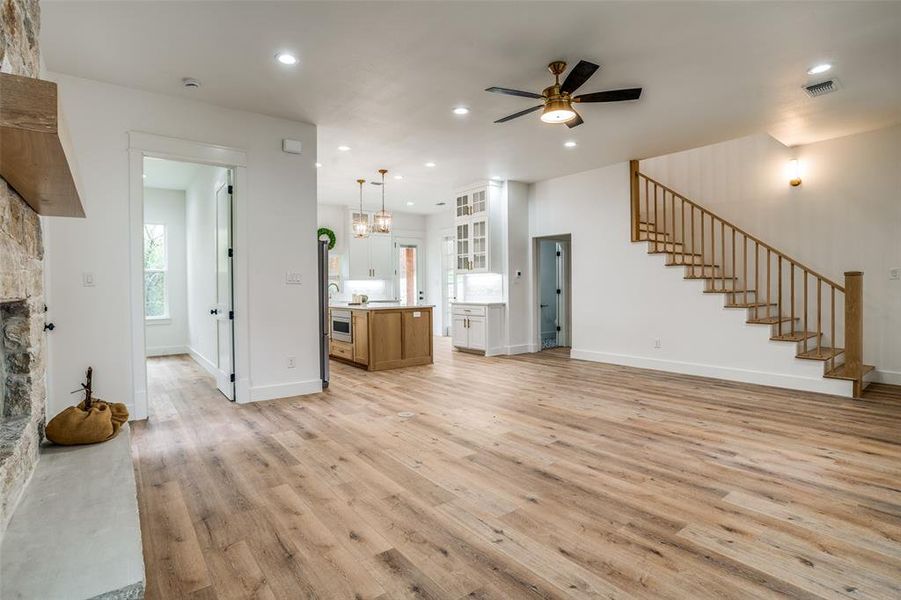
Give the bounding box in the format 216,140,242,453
372,168,392,234
352,178,370,238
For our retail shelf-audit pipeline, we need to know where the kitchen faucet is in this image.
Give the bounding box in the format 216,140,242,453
327,282,340,297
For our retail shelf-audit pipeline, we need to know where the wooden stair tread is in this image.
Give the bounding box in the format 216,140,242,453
771,331,820,342
725,302,777,308
667,262,721,268
650,250,704,257
796,347,844,361
684,274,738,280
824,364,875,381
747,316,799,325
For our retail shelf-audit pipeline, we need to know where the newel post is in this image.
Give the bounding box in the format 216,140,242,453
630,159,640,242
844,271,864,397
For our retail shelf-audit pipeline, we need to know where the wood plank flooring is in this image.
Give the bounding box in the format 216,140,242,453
135,339,901,599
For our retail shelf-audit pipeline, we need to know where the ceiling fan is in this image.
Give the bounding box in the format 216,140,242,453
486,60,642,128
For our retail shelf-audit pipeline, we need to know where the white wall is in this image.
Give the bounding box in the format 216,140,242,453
44,73,318,417
641,126,901,383
143,187,187,356
528,162,852,396
185,165,227,374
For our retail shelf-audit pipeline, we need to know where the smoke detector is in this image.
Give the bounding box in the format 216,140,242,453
182,77,202,89
803,79,840,98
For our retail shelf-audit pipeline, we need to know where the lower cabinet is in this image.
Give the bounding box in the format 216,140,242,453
352,310,369,365
451,303,504,355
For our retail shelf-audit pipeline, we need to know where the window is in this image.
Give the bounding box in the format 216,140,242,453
144,224,169,319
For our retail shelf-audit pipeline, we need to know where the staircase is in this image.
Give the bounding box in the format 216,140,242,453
629,161,873,397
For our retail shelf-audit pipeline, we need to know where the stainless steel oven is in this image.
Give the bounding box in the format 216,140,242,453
330,309,352,343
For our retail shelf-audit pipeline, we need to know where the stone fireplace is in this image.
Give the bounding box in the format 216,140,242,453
0,0,47,536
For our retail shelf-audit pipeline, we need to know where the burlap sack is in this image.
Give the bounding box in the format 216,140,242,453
45,399,129,446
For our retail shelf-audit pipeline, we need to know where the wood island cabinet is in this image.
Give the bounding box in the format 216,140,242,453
329,306,433,371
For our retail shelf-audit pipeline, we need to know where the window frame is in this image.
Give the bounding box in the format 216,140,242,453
143,223,171,322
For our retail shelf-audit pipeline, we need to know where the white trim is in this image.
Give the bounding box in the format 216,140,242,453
569,348,854,397
145,345,187,357
870,369,901,386
187,347,218,377
249,379,323,402
144,317,172,326
504,344,533,355
128,131,251,421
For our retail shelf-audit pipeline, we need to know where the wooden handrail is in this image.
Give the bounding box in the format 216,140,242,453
637,173,843,291
632,167,867,397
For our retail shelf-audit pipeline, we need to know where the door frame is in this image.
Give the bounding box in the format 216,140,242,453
393,236,426,304
531,234,572,352
128,132,250,418
214,175,236,401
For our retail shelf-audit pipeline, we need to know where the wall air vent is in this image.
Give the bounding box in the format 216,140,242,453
803,79,840,98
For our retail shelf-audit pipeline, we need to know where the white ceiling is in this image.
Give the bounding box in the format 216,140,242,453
142,157,203,191
43,1,901,215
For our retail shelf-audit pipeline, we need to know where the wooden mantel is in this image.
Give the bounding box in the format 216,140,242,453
0,72,85,218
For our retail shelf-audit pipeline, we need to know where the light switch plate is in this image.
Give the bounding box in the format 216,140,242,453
285,272,303,285
890,267,900,281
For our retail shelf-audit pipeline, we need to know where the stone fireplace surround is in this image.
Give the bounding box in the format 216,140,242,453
0,0,48,536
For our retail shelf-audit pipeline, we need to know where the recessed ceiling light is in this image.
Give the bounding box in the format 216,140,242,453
394,175,403,180
453,106,470,115
314,162,322,168
807,63,832,75
425,161,436,167
276,52,298,65
338,145,351,152
406,201,415,206
564,141,577,148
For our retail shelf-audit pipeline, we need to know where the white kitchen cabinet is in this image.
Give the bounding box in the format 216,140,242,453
347,210,393,280
453,181,503,274
451,302,505,355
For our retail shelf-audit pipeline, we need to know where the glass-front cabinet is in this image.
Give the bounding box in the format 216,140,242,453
453,181,500,274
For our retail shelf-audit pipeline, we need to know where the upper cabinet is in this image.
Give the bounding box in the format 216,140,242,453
454,181,502,274
347,210,393,280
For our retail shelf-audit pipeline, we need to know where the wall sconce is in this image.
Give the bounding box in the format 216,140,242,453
788,159,802,187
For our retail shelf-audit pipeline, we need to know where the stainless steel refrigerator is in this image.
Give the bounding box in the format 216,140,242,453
318,240,329,388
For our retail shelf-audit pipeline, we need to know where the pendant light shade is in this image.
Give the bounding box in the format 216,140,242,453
352,178,370,238
372,169,392,234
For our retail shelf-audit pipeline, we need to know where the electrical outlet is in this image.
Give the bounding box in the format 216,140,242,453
287,356,296,369
285,272,303,285
82,272,95,287
890,267,900,281
654,338,662,349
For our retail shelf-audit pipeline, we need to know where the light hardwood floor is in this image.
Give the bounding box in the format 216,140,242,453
136,340,901,599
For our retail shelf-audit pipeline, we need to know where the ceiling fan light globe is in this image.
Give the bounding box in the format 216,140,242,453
540,108,577,123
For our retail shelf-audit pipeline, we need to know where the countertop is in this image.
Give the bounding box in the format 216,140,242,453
329,302,435,311
450,301,507,306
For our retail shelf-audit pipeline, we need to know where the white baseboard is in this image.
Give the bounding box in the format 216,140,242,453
187,347,217,377
570,348,853,397
505,344,534,355
248,379,323,403
145,345,187,357
871,369,901,386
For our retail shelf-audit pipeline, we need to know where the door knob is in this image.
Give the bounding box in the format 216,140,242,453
210,308,219,315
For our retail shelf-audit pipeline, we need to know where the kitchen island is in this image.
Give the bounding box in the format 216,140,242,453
329,303,434,371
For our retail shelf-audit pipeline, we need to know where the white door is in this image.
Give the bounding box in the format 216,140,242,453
369,235,393,280
467,317,486,350
215,180,234,400
348,234,371,280
452,314,468,347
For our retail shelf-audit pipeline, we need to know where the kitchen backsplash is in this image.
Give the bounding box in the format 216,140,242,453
456,272,503,302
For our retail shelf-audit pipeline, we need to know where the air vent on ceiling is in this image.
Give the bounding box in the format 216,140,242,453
803,79,840,98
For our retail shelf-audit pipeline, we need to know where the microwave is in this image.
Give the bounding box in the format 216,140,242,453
330,309,352,343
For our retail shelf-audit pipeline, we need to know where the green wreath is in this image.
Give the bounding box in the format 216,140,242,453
317,227,336,250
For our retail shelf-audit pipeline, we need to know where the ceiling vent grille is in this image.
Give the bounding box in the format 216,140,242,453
803,79,840,98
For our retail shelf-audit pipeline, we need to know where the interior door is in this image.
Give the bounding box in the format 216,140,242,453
215,178,234,400
539,240,559,349
396,238,425,304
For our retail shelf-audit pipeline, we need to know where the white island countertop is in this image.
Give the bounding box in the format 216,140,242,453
329,302,435,311
450,301,506,306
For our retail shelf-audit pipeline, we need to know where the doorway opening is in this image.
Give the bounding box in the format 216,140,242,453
535,235,571,351
441,235,455,336
395,238,425,305
142,156,236,407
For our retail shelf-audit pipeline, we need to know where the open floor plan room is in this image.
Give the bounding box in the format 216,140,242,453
136,341,901,599
1,1,899,599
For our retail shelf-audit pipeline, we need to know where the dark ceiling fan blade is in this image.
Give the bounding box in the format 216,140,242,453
485,86,544,99
560,60,600,95
574,88,642,103
494,105,543,123
565,110,584,128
